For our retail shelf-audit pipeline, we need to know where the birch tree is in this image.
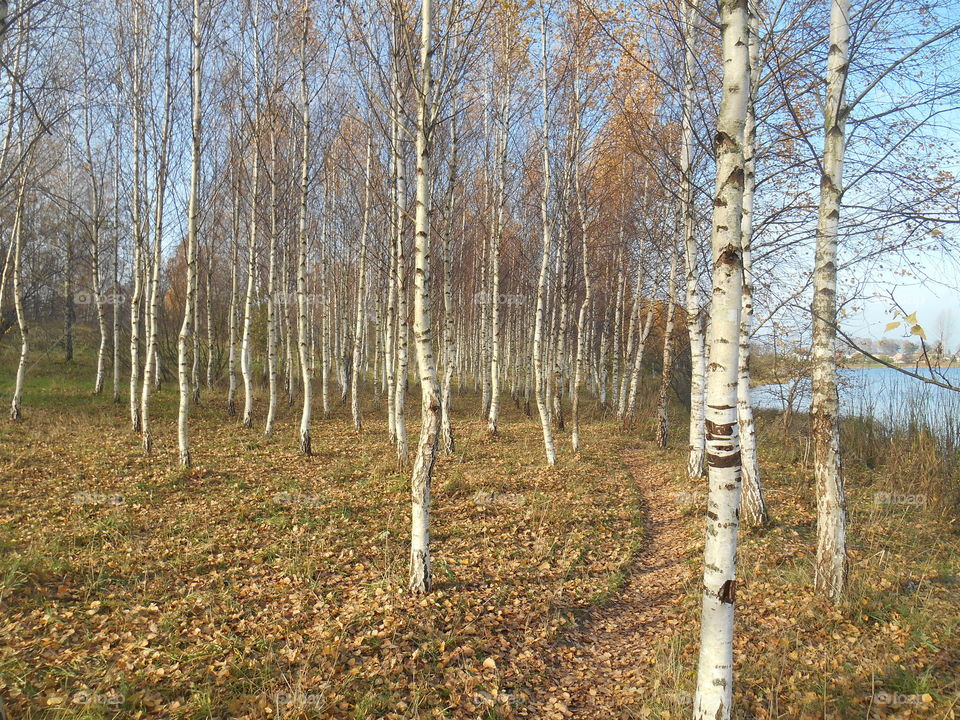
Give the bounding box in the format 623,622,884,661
738,0,768,526
352,132,373,431
655,242,679,448
240,4,262,430
532,0,557,466
8,172,27,421
408,0,440,594
692,0,750,715
392,15,409,466
177,0,203,468
810,0,850,601
296,0,313,455
486,53,512,436
681,0,706,478
141,0,174,455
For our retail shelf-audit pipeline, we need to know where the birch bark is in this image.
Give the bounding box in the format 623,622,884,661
409,0,440,594
811,0,850,602
9,173,27,421
176,0,202,468
533,1,557,466
487,68,512,435
681,0,706,479
352,134,373,430
297,3,313,454
241,14,262,430
692,0,750,715
739,2,769,526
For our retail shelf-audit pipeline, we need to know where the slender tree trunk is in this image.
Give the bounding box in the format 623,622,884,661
385,151,398,439
81,42,108,395
440,107,458,455
141,7,173,453
409,0,439,594
264,130,279,438
297,4,313,455
320,186,330,417
282,244,295,404
191,255,201,405
681,0,706,479
611,250,624,411
739,4,769,526
811,0,850,602
9,174,27,421
91,220,107,394
692,0,750,714
655,243,680,447
552,210,568,431
112,153,121,404
241,7,262,429
63,229,74,362
571,136,590,453
227,173,240,416
128,12,145,435
624,286,656,423
177,0,202,468
533,1,557,466
352,134,373,431
617,234,645,420
205,252,214,391
487,71,511,435
394,48,409,467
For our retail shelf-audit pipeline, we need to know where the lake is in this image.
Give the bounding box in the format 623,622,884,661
752,366,960,440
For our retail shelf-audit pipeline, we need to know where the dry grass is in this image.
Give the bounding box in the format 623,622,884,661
0,350,643,719
0,348,958,719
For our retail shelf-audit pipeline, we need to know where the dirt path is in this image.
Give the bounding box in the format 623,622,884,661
529,448,698,719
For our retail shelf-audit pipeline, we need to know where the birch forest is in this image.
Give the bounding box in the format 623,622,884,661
2,0,960,717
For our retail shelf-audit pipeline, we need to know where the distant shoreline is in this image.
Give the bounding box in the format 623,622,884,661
841,360,958,371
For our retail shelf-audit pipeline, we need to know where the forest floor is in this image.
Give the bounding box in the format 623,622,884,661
0,349,959,719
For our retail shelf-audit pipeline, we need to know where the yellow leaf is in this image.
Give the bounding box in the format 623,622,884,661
905,312,918,324
910,324,926,339
483,657,497,669
885,321,900,332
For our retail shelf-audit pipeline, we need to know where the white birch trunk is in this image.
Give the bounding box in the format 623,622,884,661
320,186,330,417
9,174,27,421
297,5,313,454
692,0,750,715
140,16,173,454
264,130,279,438
227,173,240,416
617,237,646,421
352,134,373,431
91,218,107,395
112,145,121,404
681,0,706,479
739,3,769,526
241,5,262,430
611,251,625,411
409,0,439,594
240,144,259,429
177,0,201,468
624,287,656,423
441,97,459,455
533,1,557,466
811,0,850,602
487,70,512,435
571,136,590,453
128,53,145,434
394,106,409,465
